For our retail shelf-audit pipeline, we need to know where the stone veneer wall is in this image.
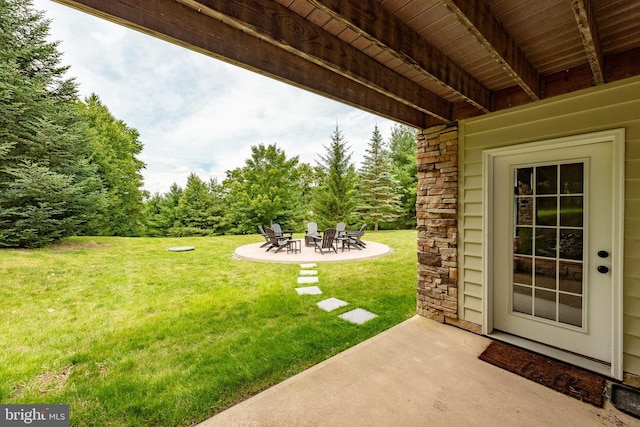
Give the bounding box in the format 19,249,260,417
416,123,463,326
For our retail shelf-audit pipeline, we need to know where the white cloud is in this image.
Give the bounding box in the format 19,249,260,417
34,0,399,193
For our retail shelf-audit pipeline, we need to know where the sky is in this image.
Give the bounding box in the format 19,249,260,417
32,0,400,194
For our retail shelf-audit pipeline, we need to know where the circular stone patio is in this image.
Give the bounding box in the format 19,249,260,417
233,239,391,263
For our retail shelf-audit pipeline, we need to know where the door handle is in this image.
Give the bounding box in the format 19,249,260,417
597,265,609,274
598,250,609,258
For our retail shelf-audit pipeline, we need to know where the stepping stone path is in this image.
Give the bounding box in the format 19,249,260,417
317,297,348,312
339,308,378,325
295,286,323,295
295,263,378,324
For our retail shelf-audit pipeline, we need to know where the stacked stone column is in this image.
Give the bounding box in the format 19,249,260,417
416,123,458,323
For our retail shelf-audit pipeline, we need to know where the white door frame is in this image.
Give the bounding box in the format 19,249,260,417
482,129,625,380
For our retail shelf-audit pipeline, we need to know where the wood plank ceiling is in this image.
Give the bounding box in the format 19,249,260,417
55,0,640,128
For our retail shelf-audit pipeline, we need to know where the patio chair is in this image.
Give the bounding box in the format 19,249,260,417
258,225,272,249
345,224,367,250
305,222,320,246
314,228,338,254
272,223,293,239
336,221,346,237
265,227,294,253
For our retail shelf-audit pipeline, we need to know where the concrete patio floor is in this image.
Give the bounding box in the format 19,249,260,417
198,316,636,427
233,239,391,263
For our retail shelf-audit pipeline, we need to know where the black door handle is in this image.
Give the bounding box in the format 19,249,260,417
597,266,609,274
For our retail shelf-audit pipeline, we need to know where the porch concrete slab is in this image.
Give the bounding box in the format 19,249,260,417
198,316,635,427
317,297,349,312
297,276,319,284
299,270,318,276
339,308,378,324
295,286,322,295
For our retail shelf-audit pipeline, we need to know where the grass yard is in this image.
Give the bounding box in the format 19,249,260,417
0,230,417,426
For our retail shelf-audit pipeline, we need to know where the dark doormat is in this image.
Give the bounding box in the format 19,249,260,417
610,383,640,419
478,340,606,407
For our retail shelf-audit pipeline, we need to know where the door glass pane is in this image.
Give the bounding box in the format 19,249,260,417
559,261,583,293
512,162,584,328
516,167,534,195
536,197,557,226
513,256,532,285
513,285,532,315
514,227,533,255
534,289,556,321
560,163,583,194
560,196,583,227
535,228,556,257
516,197,533,225
535,259,556,289
536,165,557,194
559,229,583,260
559,294,582,327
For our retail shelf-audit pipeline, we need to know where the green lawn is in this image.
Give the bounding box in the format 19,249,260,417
0,230,417,426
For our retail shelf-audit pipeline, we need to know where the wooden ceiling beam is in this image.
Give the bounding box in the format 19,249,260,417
307,0,491,113
178,0,451,121
53,0,434,128
570,0,605,85
442,0,541,100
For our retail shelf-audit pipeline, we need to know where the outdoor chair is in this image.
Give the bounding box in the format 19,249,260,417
314,228,338,254
272,223,293,239
345,224,367,250
305,222,320,246
265,227,294,253
336,222,346,237
258,225,272,249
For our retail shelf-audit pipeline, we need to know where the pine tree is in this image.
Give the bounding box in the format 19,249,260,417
311,124,357,228
356,125,402,231
388,124,418,227
0,0,103,247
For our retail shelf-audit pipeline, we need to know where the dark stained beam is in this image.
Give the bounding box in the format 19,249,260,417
53,0,437,128
307,0,491,113
178,0,451,121
570,0,604,85
442,0,541,100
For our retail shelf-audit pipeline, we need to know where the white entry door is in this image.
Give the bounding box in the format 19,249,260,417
486,130,624,375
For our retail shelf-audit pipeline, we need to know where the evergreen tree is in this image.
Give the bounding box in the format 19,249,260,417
311,124,357,228
77,94,146,236
356,125,402,231
171,173,226,236
144,183,183,237
388,124,418,227
0,0,103,247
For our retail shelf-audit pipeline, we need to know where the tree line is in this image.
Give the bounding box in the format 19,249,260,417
146,123,417,238
0,0,416,248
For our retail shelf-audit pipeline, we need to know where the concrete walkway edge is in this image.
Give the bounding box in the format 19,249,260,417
198,316,635,426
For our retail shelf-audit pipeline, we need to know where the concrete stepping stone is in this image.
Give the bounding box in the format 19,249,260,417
299,270,318,276
297,276,319,284
295,286,323,295
317,297,348,312
300,263,317,268
339,308,378,324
